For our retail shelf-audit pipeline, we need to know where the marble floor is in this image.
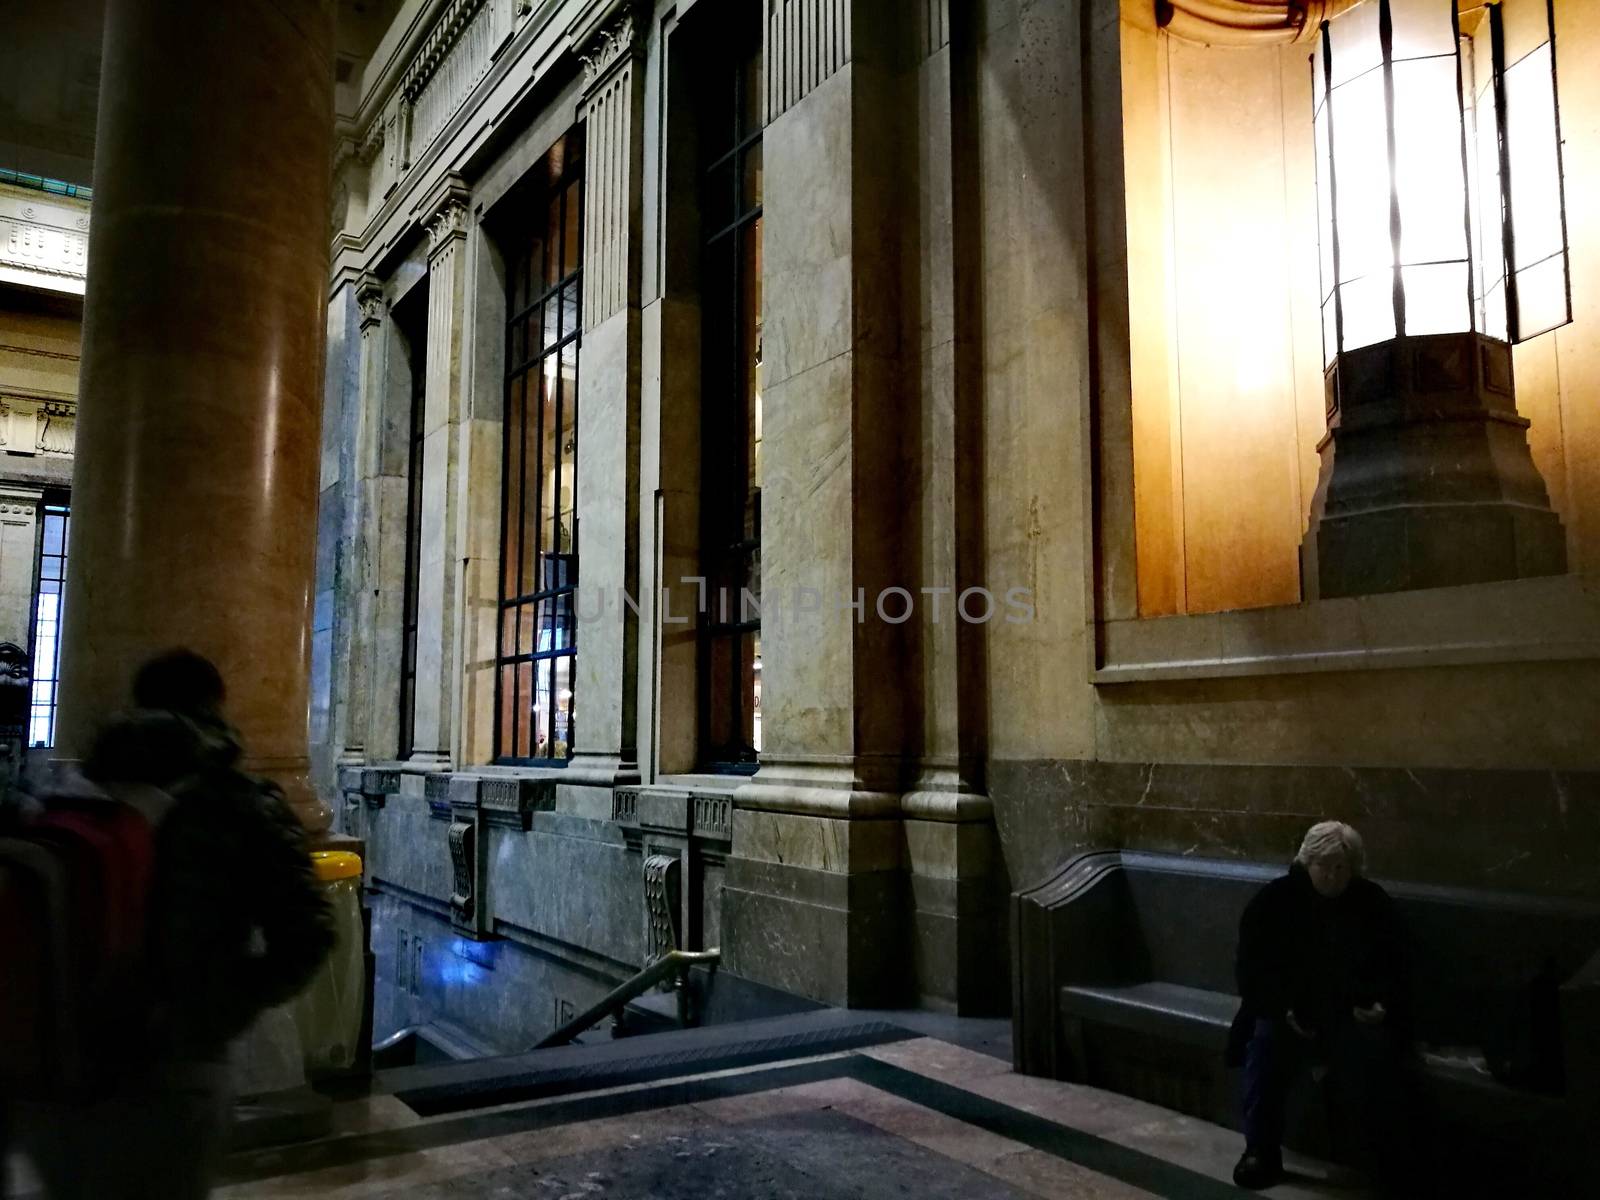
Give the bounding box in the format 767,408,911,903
195,1037,1366,1200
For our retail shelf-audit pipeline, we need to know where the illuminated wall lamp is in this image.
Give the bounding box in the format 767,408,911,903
1302,0,1571,598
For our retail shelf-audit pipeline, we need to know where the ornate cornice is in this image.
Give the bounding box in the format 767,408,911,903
403,0,493,102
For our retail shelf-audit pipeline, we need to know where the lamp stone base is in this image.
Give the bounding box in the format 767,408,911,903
1302,332,1567,600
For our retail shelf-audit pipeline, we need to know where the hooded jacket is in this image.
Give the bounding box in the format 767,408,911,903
84,709,334,1062
1224,861,1409,1066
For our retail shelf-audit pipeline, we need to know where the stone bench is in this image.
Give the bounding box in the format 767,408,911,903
1012,851,1600,1186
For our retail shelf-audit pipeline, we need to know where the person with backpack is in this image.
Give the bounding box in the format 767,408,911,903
4,650,334,1199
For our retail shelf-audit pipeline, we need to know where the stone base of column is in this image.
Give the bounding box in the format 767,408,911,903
901,769,1011,1016
1304,332,1568,600
721,802,908,1007
721,759,1007,1009
404,751,453,771
564,750,643,790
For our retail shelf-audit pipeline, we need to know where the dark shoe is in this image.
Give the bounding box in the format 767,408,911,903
1233,1149,1283,1190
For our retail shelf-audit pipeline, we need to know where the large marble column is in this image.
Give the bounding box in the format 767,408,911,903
569,6,645,789
332,275,389,770
722,0,918,1007
408,177,472,769
897,0,1010,1016
58,0,336,829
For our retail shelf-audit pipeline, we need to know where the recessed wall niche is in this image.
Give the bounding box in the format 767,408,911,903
1117,0,1583,618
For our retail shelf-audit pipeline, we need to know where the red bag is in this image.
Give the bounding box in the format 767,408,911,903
0,780,170,1100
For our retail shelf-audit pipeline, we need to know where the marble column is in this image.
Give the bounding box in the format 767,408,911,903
896,0,1010,1016
57,0,336,829
569,7,645,789
722,0,918,1006
333,275,388,770
408,177,472,769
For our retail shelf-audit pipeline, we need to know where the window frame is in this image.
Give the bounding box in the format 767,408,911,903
492,131,586,767
696,19,764,775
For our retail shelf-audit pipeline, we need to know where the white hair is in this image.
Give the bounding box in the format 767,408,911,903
1295,821,1366,874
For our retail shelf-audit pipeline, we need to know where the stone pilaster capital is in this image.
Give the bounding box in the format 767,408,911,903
356,273,386,330
419,172,472,258
577,4,641,93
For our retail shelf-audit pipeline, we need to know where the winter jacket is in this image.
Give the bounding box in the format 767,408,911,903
1224,862,1409,1066
84,710,334,1062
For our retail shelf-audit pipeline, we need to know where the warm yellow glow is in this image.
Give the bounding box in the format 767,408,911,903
1315,0,1569,353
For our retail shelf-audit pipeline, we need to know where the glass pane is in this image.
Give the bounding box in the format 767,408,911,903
499,664,518,758
560,279,580,343
1514,254,1570,340
501,378,524,599
519,601,540,657
1504,43,1568,315
1482,276,1510,343
1390,0,1457,60
704,161,734,235
551,655,573,759
558,345,578,556
740,142,763,214
750,635,763,754
1501,0,1554,66
740,44,763,138
544,191,563,290
1314,104,1336,307
1328,0,1384,89
519,659,538,758
1392,56,1469,277
534,369,560,585
1322,299,1340,370
1400,262,1471,337
542,297,560,351
42,515,64,556
737,631,758,754
562,178,582,278
522,372,549,596
532,659,553,759
704,633,734,753
1340,275,1398,351
1331,68,1395,291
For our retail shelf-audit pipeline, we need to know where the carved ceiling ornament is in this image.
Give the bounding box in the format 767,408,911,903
1157,0,1363,45
580,10,637,86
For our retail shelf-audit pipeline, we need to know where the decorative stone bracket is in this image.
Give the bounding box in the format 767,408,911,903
446,774,488,938
439,773,557,939
643,853,682,981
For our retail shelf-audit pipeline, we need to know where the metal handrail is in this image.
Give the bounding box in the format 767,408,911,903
532,948,721,1049
370,949,722,1061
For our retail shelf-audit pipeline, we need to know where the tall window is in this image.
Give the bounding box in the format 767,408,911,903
496,131,583,763
698,21,763,769
398,316,427,759
28,498,69,748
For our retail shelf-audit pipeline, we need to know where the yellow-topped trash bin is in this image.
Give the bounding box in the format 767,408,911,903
293,850,365,1072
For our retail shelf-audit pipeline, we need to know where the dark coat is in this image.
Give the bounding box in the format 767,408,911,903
85,710,335,1062
1224,862,1408,1066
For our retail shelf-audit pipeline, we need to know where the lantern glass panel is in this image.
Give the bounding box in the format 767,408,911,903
1330,66,1395,349
1465,32,1509,341
1391,54,1470,271
1505,41,1569,337
1390,0,1456,58
1330,1,1384,87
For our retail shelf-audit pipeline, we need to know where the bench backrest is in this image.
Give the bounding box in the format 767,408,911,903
1112,853,1600,1047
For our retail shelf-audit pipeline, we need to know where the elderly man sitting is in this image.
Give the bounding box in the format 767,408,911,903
1227,821,1412,1192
